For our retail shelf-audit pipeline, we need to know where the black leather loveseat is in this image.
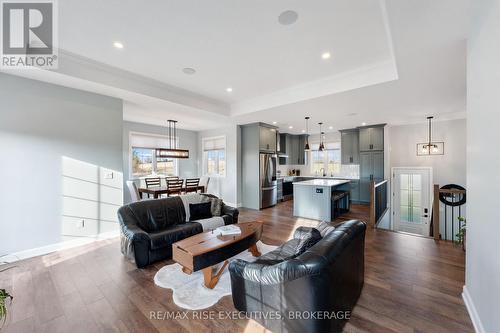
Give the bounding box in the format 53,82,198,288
118,196,238,268
229,220,366,333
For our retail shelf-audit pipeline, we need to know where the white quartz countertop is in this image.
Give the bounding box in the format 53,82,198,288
292,179,350,187
278,175,360,181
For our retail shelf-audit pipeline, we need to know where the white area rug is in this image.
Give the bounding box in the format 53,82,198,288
154,241,277,310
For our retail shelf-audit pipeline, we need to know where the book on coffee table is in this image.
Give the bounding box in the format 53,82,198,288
217,224,241,235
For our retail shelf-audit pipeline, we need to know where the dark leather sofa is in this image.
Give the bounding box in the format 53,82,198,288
229,220,366,333
118,196,239,268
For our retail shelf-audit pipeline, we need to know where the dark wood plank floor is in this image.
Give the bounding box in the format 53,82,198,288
1,201,473,333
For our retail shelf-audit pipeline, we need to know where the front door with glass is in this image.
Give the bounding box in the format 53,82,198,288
392,168,432,236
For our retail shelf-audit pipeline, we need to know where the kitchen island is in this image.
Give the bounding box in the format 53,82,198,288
293,179,351,221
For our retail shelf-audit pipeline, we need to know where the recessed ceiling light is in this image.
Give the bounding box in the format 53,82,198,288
288,126,293,129
361,122,367,126
278,10,298,25
272,121,277,125
348,113,358,116
328,126,333,130
226,87,233,93
182,67,196,75
301,129,306,133
322,52,331,60
113,41,124,49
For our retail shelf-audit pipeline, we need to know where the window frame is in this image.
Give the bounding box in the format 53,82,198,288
202,135,226,178
310,148,341,176
128,131,179,179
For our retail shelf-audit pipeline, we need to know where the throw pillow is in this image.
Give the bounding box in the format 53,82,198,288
200,195,223,216
294,228,322,255
189,202,212,221
316,221,336,237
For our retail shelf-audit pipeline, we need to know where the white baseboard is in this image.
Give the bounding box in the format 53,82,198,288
1,230,120,264
463,285,485,333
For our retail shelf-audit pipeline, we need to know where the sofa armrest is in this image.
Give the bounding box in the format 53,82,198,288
222,204,239,224
118,206,151,268
229,258,312,285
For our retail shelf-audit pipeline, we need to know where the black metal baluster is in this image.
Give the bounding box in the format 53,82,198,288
451,194,455,242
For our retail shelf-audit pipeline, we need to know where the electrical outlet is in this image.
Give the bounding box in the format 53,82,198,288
105,172,114,179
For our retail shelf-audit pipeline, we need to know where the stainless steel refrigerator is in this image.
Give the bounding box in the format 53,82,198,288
260,153,277,209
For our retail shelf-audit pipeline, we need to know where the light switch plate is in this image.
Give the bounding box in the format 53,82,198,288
105,172,114,179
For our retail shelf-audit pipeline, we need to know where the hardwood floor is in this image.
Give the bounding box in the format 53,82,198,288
0,201,473,333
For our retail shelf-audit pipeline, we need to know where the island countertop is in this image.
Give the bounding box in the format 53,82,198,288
293,179,350,187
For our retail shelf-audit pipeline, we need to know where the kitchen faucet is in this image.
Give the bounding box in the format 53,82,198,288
319,168,326,177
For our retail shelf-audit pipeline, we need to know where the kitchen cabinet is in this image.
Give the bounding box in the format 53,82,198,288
340,129,359,164
359,151,384,203
349,180,360,202
259,126,277,153
279,134,307,165
359,126,384,151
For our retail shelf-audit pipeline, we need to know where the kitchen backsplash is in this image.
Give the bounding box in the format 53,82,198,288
277,164,360,179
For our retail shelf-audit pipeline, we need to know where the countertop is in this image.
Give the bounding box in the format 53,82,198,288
278,175,360,181
292,179,350,187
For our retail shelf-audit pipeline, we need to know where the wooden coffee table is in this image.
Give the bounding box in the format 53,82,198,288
172,221,263,289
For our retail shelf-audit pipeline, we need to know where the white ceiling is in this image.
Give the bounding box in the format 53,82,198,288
0,0,468,133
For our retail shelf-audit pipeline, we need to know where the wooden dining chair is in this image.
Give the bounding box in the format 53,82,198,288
165,176,179,183
144,177,161,198
167,179,184,196
184,178,200,194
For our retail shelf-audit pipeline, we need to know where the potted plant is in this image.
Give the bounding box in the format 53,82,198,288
455,216,466,251
0,289,13,330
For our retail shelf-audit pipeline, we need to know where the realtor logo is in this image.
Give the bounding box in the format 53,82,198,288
1,0,58,68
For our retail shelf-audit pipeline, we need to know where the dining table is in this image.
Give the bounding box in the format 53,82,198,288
138,185,205,199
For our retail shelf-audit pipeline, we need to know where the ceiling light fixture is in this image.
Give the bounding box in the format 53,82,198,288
182,67,196,75
156,120,189,159
288,126,293,129
304,117,310,151
278,10,298,25
361,122,367,126
321,52,331,60
272,121,277,125
113,41,124,49
328,126,333,130
417,116,444,156
226,87,233,92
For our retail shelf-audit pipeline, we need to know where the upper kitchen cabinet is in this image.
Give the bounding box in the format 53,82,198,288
278,133,307,165
259,125,277,153
340,129,359,164
359,125,385,151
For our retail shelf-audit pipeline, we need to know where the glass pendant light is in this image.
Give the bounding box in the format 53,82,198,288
318,122,324,151
304,116,310,151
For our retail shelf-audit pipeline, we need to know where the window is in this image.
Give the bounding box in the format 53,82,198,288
310,148,341,175
130,133,178,178
202,136,226,177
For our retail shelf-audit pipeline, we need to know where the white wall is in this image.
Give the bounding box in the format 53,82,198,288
197,125,240,206
122,121,198,203
389,119,467,187
465,1,500,332
0,73,123,255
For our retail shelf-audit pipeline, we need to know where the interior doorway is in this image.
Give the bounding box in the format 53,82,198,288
392,167,433,237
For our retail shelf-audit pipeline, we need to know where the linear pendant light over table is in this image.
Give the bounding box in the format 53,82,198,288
156,120,190,159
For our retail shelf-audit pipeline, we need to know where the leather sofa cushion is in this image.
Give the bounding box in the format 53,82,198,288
189,202,212,221
149,222,203,250
316,221,336,237
127,197,186,233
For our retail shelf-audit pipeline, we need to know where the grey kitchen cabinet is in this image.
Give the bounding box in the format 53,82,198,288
340,129,359,164
360,151,384,180
259,126,277,153
279,134,307,165
359,126,384,151
278,133,287,155
359,151,384,203
349,180,360,202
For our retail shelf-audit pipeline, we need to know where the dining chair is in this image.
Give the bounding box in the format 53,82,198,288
167,179,184,196
144,177,161,198
199,176,210,194
184,178,200,194
165,176,179,183
126,181,141,202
